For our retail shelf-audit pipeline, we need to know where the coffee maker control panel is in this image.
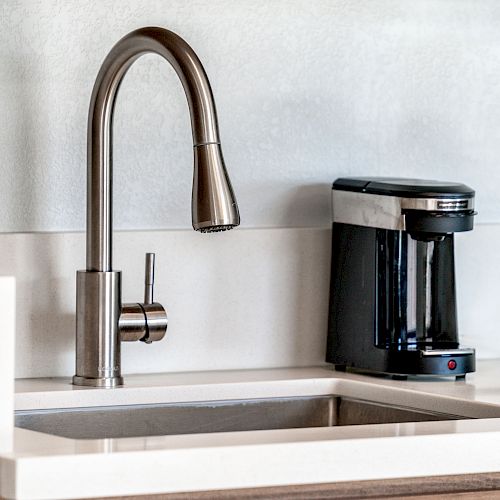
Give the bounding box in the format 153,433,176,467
332,177,475,235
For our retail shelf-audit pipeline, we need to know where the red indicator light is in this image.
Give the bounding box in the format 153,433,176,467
448,360,457,370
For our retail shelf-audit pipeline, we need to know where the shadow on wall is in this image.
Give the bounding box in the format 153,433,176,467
281,183,333,227
18,234,76,378
285,184,332,366
0,233,80,379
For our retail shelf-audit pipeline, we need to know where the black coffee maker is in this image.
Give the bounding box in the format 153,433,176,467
326,177,476,378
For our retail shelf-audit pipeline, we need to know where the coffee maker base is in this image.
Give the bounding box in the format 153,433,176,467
333,348,475,378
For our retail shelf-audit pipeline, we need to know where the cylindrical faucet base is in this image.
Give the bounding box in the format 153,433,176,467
73,270,123,387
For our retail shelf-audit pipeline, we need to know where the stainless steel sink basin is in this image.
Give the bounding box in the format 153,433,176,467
15,396,469,440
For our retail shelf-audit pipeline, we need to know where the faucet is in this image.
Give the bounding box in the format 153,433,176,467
73,27,240,387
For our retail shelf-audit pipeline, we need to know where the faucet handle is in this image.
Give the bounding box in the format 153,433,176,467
142,252,167,344
144,253,155,305
120,252,168,344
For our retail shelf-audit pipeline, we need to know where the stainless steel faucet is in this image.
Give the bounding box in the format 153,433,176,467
73,27,240,387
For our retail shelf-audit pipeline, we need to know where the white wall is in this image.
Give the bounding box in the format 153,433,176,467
1,0,500,232
2,1,500,377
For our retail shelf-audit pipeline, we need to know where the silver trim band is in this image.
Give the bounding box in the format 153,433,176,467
332,191,474,231
420,348,475,357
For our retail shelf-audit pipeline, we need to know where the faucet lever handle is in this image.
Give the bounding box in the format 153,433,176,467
121,252,167,343
144,252,155,305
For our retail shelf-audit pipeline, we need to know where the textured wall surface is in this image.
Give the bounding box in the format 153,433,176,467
1,0,500,232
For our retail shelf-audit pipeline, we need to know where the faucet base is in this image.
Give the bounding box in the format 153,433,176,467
72,375,124,388
74,270,122,386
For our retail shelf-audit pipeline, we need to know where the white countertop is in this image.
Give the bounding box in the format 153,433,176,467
5,361,500,499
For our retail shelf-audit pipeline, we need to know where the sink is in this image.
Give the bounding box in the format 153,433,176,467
14,396,469,440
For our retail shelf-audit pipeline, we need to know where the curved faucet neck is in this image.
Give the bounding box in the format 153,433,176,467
86,27,221,271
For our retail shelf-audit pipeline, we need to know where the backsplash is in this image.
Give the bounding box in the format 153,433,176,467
11,227,331,378
4,224,497,378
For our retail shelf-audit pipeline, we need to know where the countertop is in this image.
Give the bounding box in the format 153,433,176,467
4,361,500,499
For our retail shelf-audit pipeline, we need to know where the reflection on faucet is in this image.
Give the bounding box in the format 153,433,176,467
73,27,240,388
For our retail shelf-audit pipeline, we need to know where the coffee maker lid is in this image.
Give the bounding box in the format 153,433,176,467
333,177,474,199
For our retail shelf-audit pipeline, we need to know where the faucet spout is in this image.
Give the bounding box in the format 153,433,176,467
74,27,239,387
87,26,239,271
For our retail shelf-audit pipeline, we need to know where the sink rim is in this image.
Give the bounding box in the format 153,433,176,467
15,393,472,441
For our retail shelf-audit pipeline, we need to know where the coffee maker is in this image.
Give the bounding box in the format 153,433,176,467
326,177,476,378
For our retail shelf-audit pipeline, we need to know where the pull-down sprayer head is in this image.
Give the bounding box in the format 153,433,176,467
85,27,240,271
192,143,240,233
